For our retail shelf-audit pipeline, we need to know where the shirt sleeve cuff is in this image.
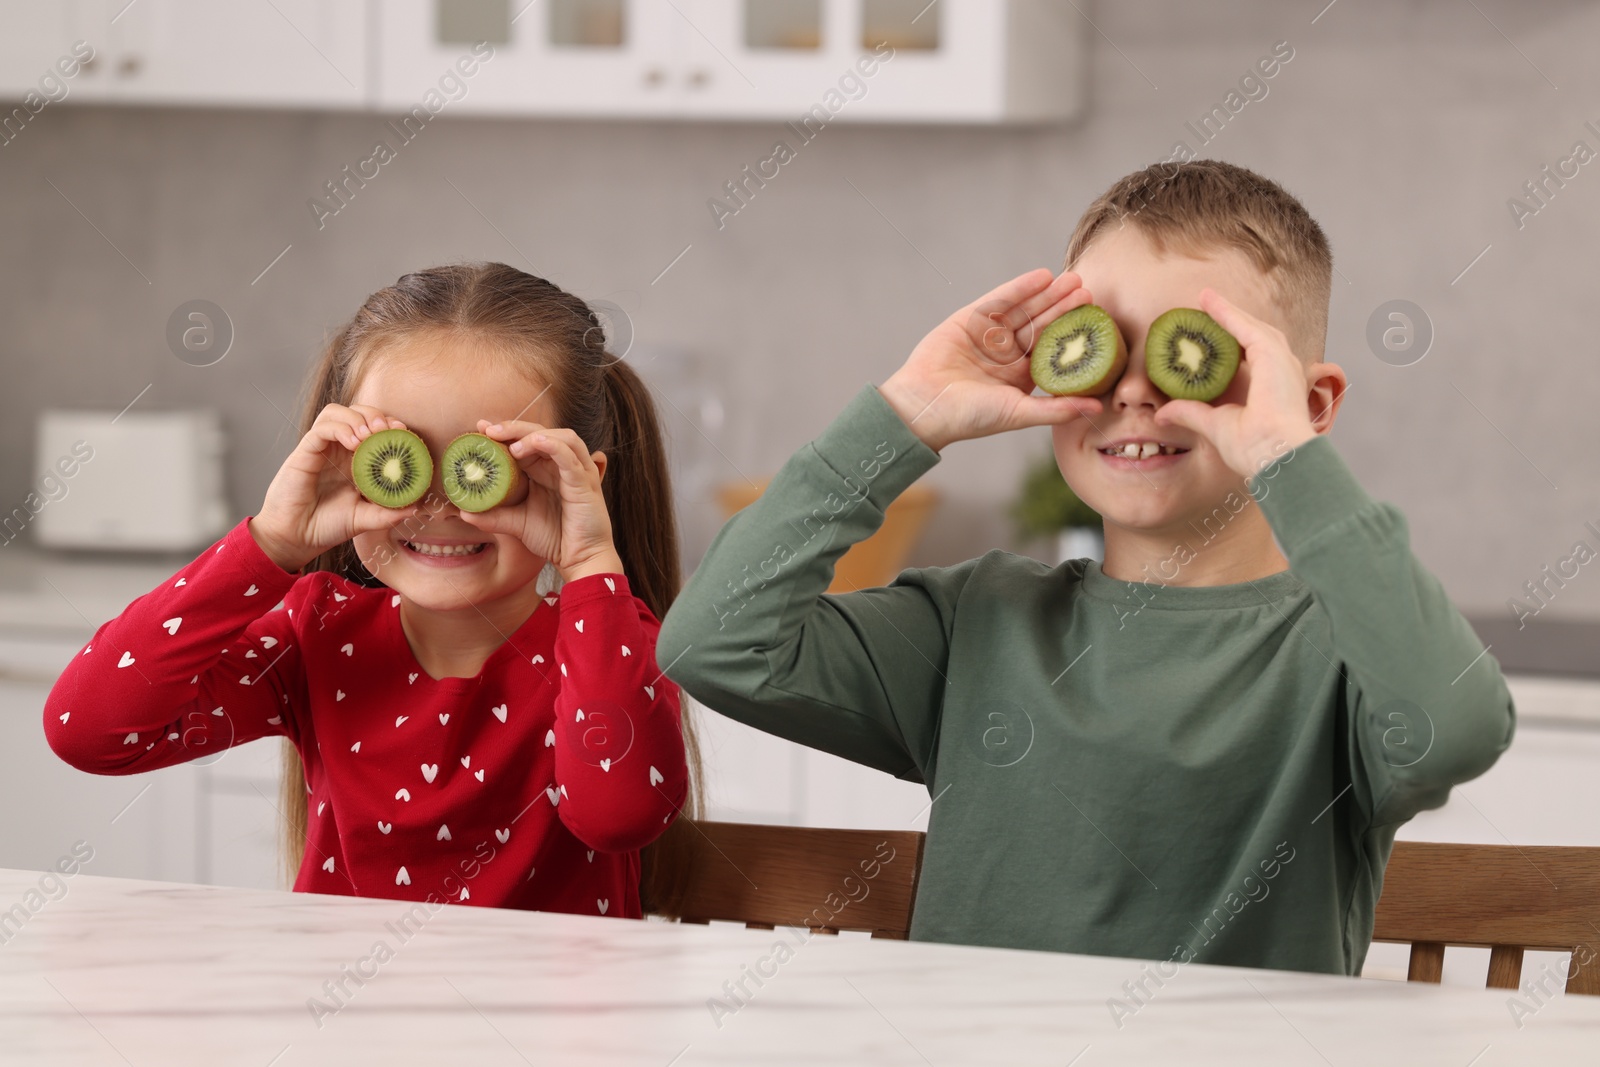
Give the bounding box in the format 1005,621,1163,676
1250,434,1379,553
232,517,305,592
806,384,942,505
558,571,632,606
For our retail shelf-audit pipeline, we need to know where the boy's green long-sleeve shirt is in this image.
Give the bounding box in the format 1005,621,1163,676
657,383,1515,975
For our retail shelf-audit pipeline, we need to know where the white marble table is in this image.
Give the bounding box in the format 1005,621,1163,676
1,869,1596,1065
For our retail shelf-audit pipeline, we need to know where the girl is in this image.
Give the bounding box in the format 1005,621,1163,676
44,262,701,919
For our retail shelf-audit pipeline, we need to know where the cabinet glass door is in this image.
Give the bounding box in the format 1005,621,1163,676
378,0,684,117
671,0,854,119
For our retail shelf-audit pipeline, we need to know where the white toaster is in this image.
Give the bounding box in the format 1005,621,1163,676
30,409,230,551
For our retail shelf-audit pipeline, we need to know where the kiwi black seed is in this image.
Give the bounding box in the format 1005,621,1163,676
441,433,517,513
1143,308,1241,402
1030,305,1128,397
351,428,433,509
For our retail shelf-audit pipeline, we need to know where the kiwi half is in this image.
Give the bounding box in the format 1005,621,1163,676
1143,308,1241,401
441,433,518,512
1030,305,1128,397
351,428,433,508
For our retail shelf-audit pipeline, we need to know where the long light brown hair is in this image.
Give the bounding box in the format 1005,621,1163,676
280,262,703,913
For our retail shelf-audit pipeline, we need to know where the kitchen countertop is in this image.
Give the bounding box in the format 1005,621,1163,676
1,868,1597,1065
0,542,196,636
1468,615,1600,680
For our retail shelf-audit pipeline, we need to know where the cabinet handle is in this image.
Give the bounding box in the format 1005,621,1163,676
642,66,667,88
686,68,711,89
117,54,143,78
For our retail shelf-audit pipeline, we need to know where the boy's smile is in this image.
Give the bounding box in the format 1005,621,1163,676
1054,224,1305,582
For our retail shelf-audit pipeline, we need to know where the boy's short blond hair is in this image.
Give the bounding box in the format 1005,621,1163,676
1064,160,1333,362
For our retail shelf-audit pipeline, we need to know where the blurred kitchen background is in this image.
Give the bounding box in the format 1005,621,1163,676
1,0,1597,983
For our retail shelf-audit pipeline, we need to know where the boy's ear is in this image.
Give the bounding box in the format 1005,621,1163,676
1306,363,1347,433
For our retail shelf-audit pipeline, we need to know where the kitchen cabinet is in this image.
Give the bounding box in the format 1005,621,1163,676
2,1,1082,124
377,0,1082,123
0,0,368,110
0,6,76,102
0,631,285,891
0,0,1080,124
0,633,201,885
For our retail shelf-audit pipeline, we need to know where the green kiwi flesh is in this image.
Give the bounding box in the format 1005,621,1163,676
1030,305,1128,397
351,428,433,508
1143,308,1241,401
441,433,516,513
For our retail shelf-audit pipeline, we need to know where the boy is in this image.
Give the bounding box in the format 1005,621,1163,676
655,161,1514,976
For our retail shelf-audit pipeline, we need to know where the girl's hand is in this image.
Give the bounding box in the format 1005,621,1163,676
251,404,431,573
877,268,1107,453
458,420,621,580
1152,288,1335,479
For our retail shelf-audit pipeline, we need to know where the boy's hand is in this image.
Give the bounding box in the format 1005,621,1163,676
457,420,624,582
1152,288,1324,478
878,269,1106,453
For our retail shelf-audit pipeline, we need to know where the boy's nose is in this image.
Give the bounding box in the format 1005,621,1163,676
1109,338,1166,411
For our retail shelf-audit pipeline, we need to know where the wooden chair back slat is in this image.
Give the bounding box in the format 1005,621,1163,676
661,822,925,939
1374,841,1600,995
664,829,1600,998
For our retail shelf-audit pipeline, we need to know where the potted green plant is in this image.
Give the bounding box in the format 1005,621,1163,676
1010,451,1104,564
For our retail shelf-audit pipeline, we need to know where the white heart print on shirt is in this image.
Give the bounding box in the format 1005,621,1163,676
421,764,438,783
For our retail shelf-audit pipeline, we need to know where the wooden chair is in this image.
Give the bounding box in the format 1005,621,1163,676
660,821,926,939
1373,841,1600,994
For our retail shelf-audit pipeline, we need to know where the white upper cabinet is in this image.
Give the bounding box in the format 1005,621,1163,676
0,0,368,110
0,0,1083,124
375,0,685,117
375,0,1085,123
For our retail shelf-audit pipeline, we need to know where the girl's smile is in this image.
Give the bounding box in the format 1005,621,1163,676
397,535,493,565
